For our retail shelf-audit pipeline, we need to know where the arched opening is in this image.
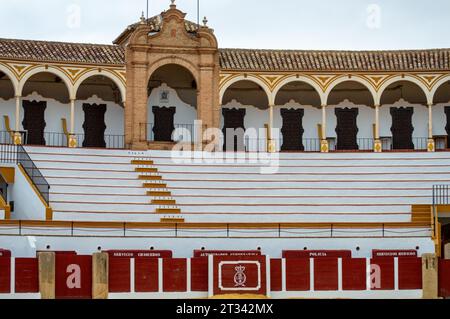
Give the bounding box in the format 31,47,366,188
147,64,197,144
221,80,270,152
0,71,16,143
274,81,322,152
432,81,450,149
380,81,428,150
327,81,375,151
21,72,71,146
75,75,125,148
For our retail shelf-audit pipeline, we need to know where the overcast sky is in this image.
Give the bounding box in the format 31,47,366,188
1,0,450,50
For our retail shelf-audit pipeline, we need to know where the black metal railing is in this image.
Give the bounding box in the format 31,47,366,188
381,137,430,151
22,132,126,149
0,143,18,163
433,185,450,206
16,145,50,205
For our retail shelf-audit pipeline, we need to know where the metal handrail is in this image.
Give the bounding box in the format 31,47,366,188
16,145,50,205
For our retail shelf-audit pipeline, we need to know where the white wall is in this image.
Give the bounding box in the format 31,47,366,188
9,165,46,221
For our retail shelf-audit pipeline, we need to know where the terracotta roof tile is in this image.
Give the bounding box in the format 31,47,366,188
1,37,450,72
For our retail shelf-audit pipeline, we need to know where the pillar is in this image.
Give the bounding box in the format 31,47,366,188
427,103,435,152
13,95,22,145
38,252,55,299
445,243,450,260
374,104,382,152
320,104,329,153
267,104,276,153
422,253,438,299
68,99,77,148
92,253,109,299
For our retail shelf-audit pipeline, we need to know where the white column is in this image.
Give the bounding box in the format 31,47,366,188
394,257,399,291
269,105,274,140
15,95,21,131
309,258,315,292
10,257,15,294
186,258,191,293
281,259,287,292
321,104,327,140
158,258,163,293
428,103,433,139
374,104,380,140
130,258,135,293
265,256,271,298
70,99,75,134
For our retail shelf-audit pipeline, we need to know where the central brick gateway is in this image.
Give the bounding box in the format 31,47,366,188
123,2,220,150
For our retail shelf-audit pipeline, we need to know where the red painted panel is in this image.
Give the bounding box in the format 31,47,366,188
398,258,422,290
270,259,282,292
107,250,172,259
135,258,159,293
213,256,267,296
373,250,417,258
194,250,261,258
0,257,10,293
371,258,395,290
285,258,309,291
314,258,338,291
163,259,187,292
342,258,366,291
191,258,208,292
108,258,130,293
439,260,450,297
283,250,352,259
55,255,92,299
15,258,39,293
0,250,11,257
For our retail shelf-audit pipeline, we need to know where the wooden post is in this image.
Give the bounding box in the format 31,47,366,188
422,253,438,299
92,252,109,299
38,252,55,299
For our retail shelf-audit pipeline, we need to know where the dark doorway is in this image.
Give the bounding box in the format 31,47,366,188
281,109,304,151
152,106,176,142
390,107,414,150
82,103,106,148
335,108,359,150
222,108,246,151
22,100,46,146
445,107,450,148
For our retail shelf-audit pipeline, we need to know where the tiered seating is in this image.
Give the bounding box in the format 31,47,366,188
25,147,161,222
148,150,448,224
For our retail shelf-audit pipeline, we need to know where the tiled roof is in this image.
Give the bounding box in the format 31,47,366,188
1,37,450,72
0,38,124,65
219,48,450,72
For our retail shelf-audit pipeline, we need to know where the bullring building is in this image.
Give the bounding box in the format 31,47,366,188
0,2,449,299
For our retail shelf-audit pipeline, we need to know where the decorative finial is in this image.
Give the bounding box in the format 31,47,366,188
170,0,176,8
203,16,208,27
140,11,146,24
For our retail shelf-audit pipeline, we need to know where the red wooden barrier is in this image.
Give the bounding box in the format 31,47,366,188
314,258,338,291
15,258,39,293
108,257,130,293
285,258,309,291
439,259,450,298
270,259,282,292
371,258,394,290
55,254,92,299
135,258,159,293
342,258,366,291
163,258,187,292
0,257,10,293
191,258,208,292
398,258,422,290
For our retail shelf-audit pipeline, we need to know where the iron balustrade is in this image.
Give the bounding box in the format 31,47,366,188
16,145,50,205
141,123,203,143
0,143,18,163
433,185,450,206
0,173,7,204
0,221,432,239
21,132,126,149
